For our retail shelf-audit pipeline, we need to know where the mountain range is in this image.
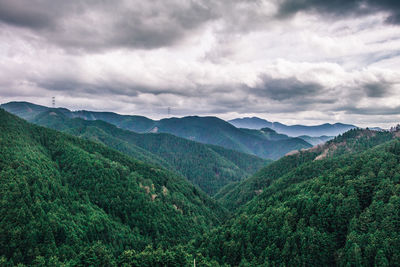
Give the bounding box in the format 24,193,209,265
31,109,270,195
1,102,314,159
2,104,400,266
229,116,357,137
0,108,226,266
203,127,400,266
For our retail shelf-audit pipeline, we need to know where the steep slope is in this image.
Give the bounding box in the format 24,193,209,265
89,115,311,160
216,128,396,211
1,101,312,159
71,110,156,133
0,108,226,266
153,116,311,159
31,110,269,195
229,116,356,137
238,127,290,141
0,101,49,121
200,133,400,266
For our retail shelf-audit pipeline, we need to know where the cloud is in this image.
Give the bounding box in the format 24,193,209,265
345,105,400,115
0,0,400,128
251,75,324,101
277,0,400,24
363,81,392,98
0,0,217,52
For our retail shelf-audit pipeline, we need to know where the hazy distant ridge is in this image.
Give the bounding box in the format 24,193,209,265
228,116,356,137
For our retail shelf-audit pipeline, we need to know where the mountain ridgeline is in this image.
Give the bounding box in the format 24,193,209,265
2,103,400,266
229,116,356,137
198,128,400,266
31,109,269,195
216,128,398,211
1,102,313,160
0,108,228,266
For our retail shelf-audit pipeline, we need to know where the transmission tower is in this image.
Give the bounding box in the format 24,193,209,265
52,97,55,108
168,107,171,116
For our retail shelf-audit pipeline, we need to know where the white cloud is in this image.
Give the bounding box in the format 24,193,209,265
0,0,400,128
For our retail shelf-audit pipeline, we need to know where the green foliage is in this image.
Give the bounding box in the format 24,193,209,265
31,110,269,195
118,245,190,267
0,109,225,266
74,242,116,267
217,128,397,211
198,136,400,266
216,150,318,210
3,104,400,266
154,116,312,159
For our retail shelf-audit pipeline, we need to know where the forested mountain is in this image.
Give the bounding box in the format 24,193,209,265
31,109,269,195
3,103,400,266
0,108,226,266
151,116,312,159
228,117,273,130
229,116,356,137
1,101,312,159
0,101,155,133
216,128,397,211
198,129,400,266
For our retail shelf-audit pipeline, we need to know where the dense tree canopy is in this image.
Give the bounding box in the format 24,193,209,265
31,110,269,195
0,109,225,266
198,132,400,266
2,106,400,266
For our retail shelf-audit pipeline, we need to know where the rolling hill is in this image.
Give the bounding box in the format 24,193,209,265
216,128,397,211
2,102,400,266
1,102,312,159
31,109,269,195
0,108,226,266
199,128,400,266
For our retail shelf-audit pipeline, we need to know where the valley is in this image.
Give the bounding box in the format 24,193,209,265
1,103,399,266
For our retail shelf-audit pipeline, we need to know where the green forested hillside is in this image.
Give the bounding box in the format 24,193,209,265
4,102,400,266
152,116,312,159
216,128,396,211
1,101,312,159
0,109,226,266
215,148,318,211
31,110,269,195
199,130,400,266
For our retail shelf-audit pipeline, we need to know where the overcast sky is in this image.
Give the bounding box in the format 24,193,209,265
0,0,400,127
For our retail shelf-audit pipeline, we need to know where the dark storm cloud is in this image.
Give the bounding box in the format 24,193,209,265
277,0,400,24
1,0,398,54
0,0,64,29
36,77,220,98
345,105,400,115
37,80,139,97
251,75,324,101
363,82,392,98
0,0,217,51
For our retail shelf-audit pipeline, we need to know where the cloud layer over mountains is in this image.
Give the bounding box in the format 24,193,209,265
0,0,400,127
